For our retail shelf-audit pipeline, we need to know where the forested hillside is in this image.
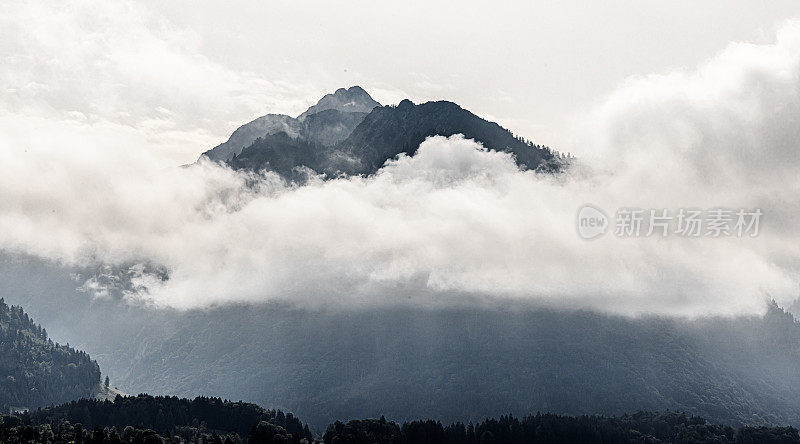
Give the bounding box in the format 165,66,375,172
2,407,798,443
0,297,100,412
324,411,800,444
107,303,800,429
6,260,800,433
21,394,313,442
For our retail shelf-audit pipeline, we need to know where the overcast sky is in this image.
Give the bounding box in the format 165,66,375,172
146,0,800,152
3,0,800,164
1,1,799,315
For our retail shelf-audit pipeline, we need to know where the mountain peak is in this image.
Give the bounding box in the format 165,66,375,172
397,98,415,109
297,86,381,121
199,87,382,162
335,85,368,95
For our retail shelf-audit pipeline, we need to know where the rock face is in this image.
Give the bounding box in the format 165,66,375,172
200,86,381,162
229,97,560,178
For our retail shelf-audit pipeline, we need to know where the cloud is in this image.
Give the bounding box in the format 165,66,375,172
0,13,799,316
0,0,313,165
0,130,796,315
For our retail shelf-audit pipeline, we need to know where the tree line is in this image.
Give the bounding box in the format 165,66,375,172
2,406,799,443
323,411,800,444
21,394,313,442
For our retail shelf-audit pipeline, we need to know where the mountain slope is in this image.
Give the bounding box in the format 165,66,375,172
204,114,300,163
230,98,561,178
0,297,101,412
302,108,371,147
229,131,320,180
7,256,799,431
107,304,800,429
201,86,380,162
324,99,558,175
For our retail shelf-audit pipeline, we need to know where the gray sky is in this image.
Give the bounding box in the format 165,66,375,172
3,0,800,164
140,0,800,156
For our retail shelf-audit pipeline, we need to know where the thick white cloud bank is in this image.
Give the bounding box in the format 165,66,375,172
1,10,799,315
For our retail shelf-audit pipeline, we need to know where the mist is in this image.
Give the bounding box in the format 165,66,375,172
2,21,800,317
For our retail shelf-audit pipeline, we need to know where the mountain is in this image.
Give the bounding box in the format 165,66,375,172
229,97,561,178
6,257,800,431
92,302,800,429
297,85,380,120
229,131,320,181
301,108,374,148
0,297,101,412
204,114,300,163
323,99,559,175
201,86,381,162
